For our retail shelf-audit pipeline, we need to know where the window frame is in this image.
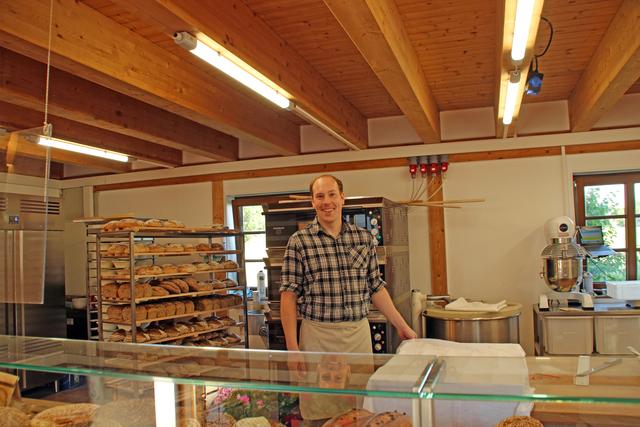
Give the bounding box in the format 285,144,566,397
574,171,639,280
231,193,306,288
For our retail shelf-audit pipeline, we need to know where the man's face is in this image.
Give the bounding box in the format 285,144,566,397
311,177,345,226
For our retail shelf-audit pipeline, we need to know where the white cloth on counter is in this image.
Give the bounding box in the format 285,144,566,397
364,339,531,427
445,297,507,312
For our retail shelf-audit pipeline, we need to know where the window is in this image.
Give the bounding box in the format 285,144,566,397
232,194,304,289
574,172,639,282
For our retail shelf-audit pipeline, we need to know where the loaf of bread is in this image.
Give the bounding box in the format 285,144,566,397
164,243,184,252
208,261,221,270
174,301,186,315
124,331,150,343
163,219,185,228
321,409,373,427
194,262,210,271
151,286,170,297
0,406,31,427
496,416,544,427
161,264,178,274
178,264,197,273
183,300,195,313
147,244,164,253
102,283,119,299
143,218,163,227
364,412,411,427
234,417,271,427
146,326,167,340
164,301,176,316
183,243,196,252
117,283,145,299
31,403,99,427
222,260,239,269
205,413,235,427
195,243,211,251
108,329,126,342
185,278,200,292
159,281,181,294
133,243,149,253
122,305,147,321
195,298,213,311
210,242,225,251
197,282,214,291
172,278,189,293
222,278,238,288
106,305,123,321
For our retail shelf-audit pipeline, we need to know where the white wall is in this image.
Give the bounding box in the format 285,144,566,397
97,182,213,226
90,148,640,354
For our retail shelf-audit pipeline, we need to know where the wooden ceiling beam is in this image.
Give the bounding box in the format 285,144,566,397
323,0,440,144
0,47,231,162
0,101,182,167
145,0,368,150
0,0,299,156
569,0,640,132
0,132,131,173
495,0,544,137
0,151,64,179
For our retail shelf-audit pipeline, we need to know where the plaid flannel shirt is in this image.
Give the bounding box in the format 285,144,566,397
280,218,385,322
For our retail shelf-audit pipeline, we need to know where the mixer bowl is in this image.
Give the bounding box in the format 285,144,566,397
542,257,583,292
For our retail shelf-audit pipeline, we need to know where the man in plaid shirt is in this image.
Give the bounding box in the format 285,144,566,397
280,175,416,382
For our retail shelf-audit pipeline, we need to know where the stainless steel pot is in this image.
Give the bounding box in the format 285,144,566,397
542,257,583,292
423,303,521,343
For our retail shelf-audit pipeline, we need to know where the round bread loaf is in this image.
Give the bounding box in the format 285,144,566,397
205,412,236,427
363,411,411,427
496,416,544,427
321,408,373,427
0,407,31,427
94,398,155,427
31,403,99,427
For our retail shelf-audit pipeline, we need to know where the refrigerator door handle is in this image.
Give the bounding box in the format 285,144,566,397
15,230,25,336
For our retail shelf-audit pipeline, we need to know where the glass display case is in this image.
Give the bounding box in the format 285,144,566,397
0,335,639,426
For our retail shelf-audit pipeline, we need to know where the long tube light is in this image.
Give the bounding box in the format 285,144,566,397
511,0,536,62
38,136,129,162
502,70,521,125
174,32,291,109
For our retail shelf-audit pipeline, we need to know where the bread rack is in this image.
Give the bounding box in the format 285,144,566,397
84,222,248,348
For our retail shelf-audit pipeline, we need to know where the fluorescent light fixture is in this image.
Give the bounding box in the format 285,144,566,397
174,32,291,109
502,70,521,125
154,380,177,427
511,0,536,62
38,136,129,162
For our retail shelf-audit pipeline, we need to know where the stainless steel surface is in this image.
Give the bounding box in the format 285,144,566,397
424,313,520,343
541,237,587,292
0,194,66,389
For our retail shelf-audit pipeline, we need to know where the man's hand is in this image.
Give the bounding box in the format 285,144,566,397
397,324,418,341
286,350,308,381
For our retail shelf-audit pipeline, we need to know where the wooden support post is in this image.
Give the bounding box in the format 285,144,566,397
427,173,448,295
211,180,225,226
211,179,227,281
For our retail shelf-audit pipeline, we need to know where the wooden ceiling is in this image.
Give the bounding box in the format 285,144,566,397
0,0,638,177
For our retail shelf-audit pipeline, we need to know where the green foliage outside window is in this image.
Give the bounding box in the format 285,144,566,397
584,187,626,281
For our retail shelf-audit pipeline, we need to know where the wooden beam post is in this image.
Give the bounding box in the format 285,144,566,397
211,180,225,226
324,0,440,143
427,173,448,295
569,0,640,131
0,0,300,156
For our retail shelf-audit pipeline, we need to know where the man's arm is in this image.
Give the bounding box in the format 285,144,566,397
371,288,417,340
281,290,300,351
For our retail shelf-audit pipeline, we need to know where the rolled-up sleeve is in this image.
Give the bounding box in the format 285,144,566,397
280,235,304,297
368,240,386,295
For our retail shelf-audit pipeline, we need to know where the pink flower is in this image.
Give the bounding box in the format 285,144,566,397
237,394,250,405
256,400,265,408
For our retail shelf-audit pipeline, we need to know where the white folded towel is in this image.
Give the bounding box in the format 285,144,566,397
445,297,507,312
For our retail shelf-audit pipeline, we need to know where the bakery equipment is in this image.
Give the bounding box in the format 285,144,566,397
423,303,522,343
539,216,593,310
0,193,67,389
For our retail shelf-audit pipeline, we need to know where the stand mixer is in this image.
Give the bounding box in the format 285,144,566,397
539,216,594,310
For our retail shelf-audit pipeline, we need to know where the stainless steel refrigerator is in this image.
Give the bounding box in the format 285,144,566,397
0,193,66,389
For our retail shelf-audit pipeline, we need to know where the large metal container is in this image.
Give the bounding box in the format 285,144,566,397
540,237,587,292
423,303,521,343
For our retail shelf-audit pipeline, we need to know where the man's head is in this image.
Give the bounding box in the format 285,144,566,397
309,175,345,228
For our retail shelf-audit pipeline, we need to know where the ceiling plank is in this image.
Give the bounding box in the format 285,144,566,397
569,0,640,132
0,48,234,162
0,132,132,173
0,0,300,156
323,0,440,143
0,100,182,167
146,0,368,150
